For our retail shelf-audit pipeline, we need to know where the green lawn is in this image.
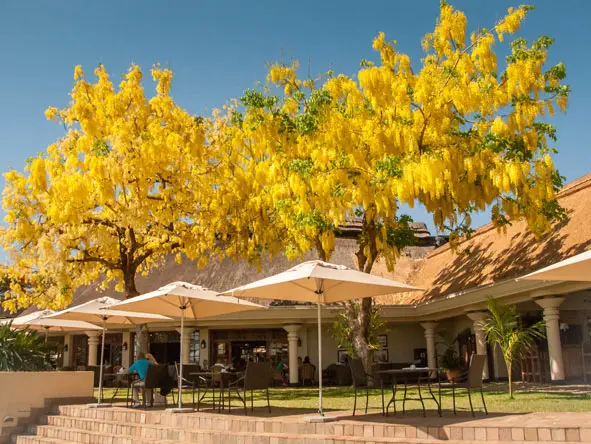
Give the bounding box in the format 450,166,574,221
96,382,591,413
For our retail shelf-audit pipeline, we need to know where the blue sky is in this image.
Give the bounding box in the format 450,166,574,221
0,0,589,239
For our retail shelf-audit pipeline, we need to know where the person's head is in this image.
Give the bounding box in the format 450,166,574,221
304,356,310,364
137,352,146,361
145,353,158,364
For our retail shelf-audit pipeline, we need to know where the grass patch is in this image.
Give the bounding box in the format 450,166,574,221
96,382,591,413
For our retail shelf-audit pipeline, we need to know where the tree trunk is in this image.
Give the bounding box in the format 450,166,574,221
123,271,148,360
507,360,513,399
347,300,374,372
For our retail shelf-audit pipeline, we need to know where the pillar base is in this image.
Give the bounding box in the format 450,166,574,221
167,407,194,413
304,415,338,423
550,379,567,385
87,403,112,409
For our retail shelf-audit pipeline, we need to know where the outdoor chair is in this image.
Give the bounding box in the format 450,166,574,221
170,363,200,408
227,361,271,415
439,354,488,416
349,359,371,416
301,363,315,385
196,368,219,412
126,364,169,409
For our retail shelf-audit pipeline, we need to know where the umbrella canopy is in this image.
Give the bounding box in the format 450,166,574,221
522,250,591,282
109,281,265,411
108,281,265,319
47,296,171,406
24,318,103,332
224,260,419,303
46,296,171,325
1,309,54,326
222,260,421,418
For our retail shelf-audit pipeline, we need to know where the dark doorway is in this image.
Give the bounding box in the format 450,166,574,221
231,340,267,370
149,331,180,364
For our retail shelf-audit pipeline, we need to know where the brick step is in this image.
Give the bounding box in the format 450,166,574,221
42,415,187,441
54,407,588,443
13,435,180,444
21,417,588,444
12,427,586,444
34,405,589,443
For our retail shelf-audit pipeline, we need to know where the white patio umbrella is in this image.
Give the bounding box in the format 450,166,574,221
522,250,591,282
2,309,101,341
108,281,265,412
222,260,421,418
47,297,171,407
2,309,54,326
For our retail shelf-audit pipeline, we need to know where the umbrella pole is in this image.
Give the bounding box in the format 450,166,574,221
317,294,323,416
98,320,107,405
178,308,185,409
44,328,48,343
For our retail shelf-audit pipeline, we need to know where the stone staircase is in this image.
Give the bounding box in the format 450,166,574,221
10,404,591,444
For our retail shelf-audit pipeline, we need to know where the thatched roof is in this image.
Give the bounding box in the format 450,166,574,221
397,173,591,305
61,236,437,310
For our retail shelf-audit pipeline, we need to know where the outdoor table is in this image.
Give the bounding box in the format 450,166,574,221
101,372,131,401
190,370,241,412
376,367,441,417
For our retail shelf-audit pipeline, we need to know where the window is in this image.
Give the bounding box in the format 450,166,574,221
189,331,200,363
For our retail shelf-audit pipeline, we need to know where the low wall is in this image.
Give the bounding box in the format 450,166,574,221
0,371,93,438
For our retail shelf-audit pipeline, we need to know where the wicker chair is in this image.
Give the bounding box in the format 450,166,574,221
301,363,315,386
440,354,488,416
349,359,371,416
227,362,272,415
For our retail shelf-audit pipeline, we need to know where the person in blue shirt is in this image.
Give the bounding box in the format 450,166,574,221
128,352,156,407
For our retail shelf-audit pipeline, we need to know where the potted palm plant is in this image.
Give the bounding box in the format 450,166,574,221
439,346,464,381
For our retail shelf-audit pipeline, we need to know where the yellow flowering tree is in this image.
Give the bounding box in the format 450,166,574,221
215,2,569,369
1,64,219,351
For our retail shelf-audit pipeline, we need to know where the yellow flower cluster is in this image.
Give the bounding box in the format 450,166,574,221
212,1,568,267
1,2,569,311
2,64,219,311
496,7,527,42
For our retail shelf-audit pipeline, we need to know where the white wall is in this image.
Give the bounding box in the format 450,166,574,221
303,322,428,370
386,323,428,363
0,371,93,437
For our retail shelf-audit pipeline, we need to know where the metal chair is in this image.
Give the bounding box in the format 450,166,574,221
349,359,371,416
171,363,200,408
227,362,271,415
440,354,488,416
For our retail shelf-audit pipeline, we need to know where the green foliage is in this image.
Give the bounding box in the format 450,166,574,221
439,346,464,371
481,299,545,398
0,322,48,371
385,215,416,249
331,303,386,357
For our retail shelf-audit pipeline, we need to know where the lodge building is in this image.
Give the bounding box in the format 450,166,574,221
13,173,591,385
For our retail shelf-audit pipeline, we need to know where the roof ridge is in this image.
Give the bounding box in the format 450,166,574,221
422,171,591,261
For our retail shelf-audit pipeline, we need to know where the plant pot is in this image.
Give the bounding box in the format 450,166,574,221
445,368,462,382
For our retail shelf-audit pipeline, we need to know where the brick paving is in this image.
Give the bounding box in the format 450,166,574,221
9,404,591,444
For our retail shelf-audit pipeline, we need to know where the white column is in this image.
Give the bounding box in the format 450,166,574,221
298,326,309,360
63,334,74,367
121,331,132,369
283,324,302,385
536,297,566,382
176,327,194,364
86,331,101,366
199,328,210,368
421,322,437,375
466,311,490,380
